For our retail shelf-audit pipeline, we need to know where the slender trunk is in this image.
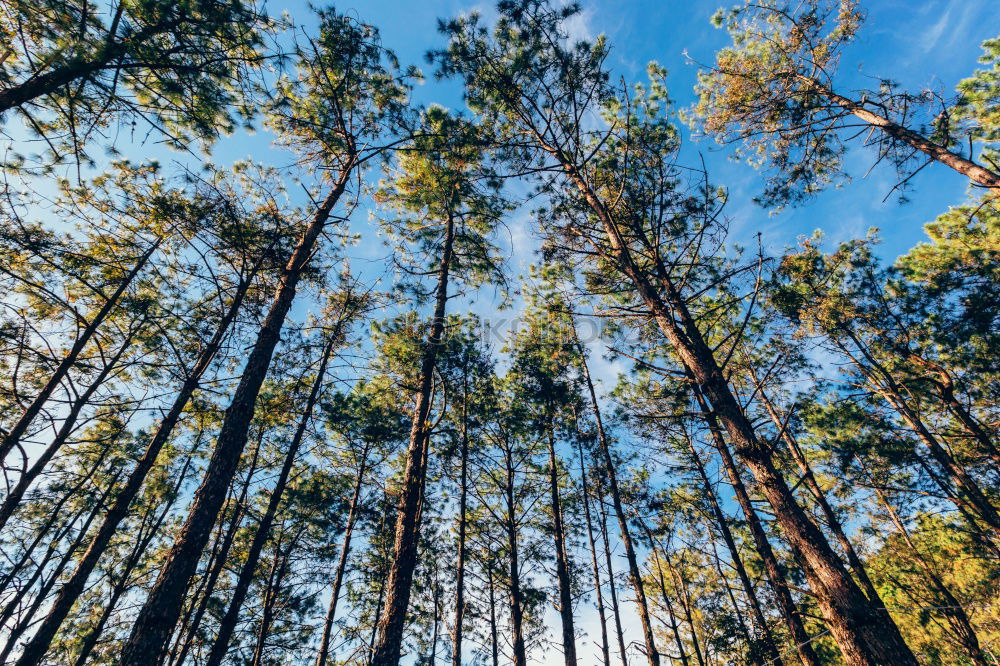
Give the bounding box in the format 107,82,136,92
681,430,783,665
367,498,391,666
451,363,470,666
575,332,659,666
71,571,128,666
548,138,917,664
905,356,1000,465
488,564,499,666
875,376,1000,531
664,549,706,666
941,388,1000,466
118,170,352,666
595,480,629,666
0,476,113,663
206,336,338,666
546,425,578,666
429,570,441,665
250,531,289,666
0,434,112,594
839,337,1000,532
315,447,370,666
708,535,760,663
0,505,89,631
74,439,202,666
750,371,884,609
693,387,821,666
0,239,160,463
14,270,256,666
0,322,139,532
506,453,528,666
167,430,264,666
371,208,456,666
808,80,1000,189
643,529,690,666
579,442,611,666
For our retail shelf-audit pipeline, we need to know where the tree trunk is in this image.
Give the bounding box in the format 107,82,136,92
487,564,499,666
693,387,822,666
206,335,338,666
858,456,990,666
117,170,352,666
250,530,293,666
367,497,392,666
75,440,202,666
506,453,528,666
0,505,89,633
595,478,630,666
451,361,470,666
749,370,885,610
659,544,706,666
168,428,265,666
14,269,256,666
0,475,113,663
546,426,578,666
0,238,160,463
0,17,182,114
0,432,112,594
370,208,456,666
680,429,783,665
708,534,761,664
809,80,1000,189
546,135,918,665
0,320,140,532
641,524,690,666
837,336,1000,533
575,331,659,666
578,442,611,666
316,446,371,666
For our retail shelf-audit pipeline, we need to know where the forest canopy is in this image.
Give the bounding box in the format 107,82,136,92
0,1,997,665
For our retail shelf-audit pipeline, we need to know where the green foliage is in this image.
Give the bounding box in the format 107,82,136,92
0,0,272,167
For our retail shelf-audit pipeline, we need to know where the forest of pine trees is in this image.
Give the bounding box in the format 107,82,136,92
0,0,997,664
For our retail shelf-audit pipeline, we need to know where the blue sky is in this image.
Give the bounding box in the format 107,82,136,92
233,0,999,262
154,0,999,384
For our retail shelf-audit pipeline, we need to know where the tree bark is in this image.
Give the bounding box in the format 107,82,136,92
546,426,578,666
504,441,528,666
370,208,456,666
487,564,499,666
578,442,611,666
205,335,338,666
168,428,265,666
117,170,352,666
575,331,659,666
14,270,255,666
693,387,822,666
